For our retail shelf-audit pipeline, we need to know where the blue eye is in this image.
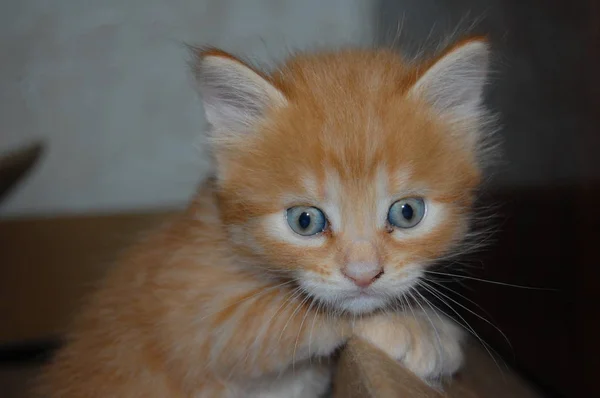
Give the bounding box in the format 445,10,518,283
387,198,426,229
286,206,327,236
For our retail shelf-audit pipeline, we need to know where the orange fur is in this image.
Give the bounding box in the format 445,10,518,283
37,39,492,397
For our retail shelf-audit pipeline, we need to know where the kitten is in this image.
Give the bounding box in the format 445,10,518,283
37,38,492,397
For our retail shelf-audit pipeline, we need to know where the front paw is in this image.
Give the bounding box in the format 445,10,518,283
354,311,464,381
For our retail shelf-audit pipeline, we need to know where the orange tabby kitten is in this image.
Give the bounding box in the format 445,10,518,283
37,37,492,397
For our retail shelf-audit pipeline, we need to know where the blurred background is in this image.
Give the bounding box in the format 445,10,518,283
0,0,597,397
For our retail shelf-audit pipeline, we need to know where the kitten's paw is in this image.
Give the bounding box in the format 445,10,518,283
354,311,464,381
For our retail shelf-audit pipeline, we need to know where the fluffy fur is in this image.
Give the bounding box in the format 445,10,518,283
37,38,492,397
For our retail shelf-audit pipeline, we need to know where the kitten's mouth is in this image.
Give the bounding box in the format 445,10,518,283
351,290,375,298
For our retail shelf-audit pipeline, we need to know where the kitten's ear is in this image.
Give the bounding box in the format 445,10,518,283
194,49,287,139
409,39,490,124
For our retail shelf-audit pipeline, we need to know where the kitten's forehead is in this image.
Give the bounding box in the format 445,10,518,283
298,166,414,235
220,50,482,212
302,163,413,198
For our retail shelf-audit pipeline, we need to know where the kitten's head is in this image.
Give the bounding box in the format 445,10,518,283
195,40,493,314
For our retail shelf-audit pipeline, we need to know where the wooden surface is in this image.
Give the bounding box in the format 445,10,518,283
335,338,445,398
0,212,174,342
335,338,542,398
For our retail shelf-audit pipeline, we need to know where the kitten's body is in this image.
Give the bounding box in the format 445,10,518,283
38,41,491,397
37,183,345,397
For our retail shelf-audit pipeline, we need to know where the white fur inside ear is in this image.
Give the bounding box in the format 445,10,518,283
410,41,490,124
196,55,287,137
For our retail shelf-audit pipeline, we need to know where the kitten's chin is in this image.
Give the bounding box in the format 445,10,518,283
337,295,388,315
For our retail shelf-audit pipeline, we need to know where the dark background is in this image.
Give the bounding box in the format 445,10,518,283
377,0,599,396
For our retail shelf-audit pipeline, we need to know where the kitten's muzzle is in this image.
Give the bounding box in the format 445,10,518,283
342,262,384,288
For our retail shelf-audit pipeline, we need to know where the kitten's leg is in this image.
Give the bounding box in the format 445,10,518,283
353,310,464,382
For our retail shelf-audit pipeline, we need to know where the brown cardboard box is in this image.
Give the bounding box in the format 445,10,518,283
0,212,174,342
335,338,541,397
0,213,541,397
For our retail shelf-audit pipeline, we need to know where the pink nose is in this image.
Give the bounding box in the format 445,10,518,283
342,262,384,288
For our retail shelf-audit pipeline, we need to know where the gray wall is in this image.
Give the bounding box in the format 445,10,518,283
0,0,374,216
1,0,589,216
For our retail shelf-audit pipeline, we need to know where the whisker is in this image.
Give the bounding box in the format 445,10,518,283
275,289,308,380
275,288,305,335
423,270,556,291
408,288,443,363
399,291,417,324
269,287,305,360
278,291,310,345
417,282,507,378
199,280,295,322
405,289,426,335
308,301,322,363
230,286,302,380
293,298,316,373
423,277,504,342
251,286,301,362
419,280,513,353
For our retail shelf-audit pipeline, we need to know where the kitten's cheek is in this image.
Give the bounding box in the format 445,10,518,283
297,272,335,295
296,271,347,303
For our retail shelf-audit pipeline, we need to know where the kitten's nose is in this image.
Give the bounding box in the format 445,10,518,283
342,262,384,288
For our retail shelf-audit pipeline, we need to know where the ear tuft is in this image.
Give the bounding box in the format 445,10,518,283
410,39,490,124
194,48,287,138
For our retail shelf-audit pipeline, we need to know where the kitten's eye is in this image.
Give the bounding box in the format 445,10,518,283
387,198,426,229
286,206,327,236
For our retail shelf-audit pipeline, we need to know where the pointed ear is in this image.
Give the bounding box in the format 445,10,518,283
409,39,490,124
194,49,287,140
